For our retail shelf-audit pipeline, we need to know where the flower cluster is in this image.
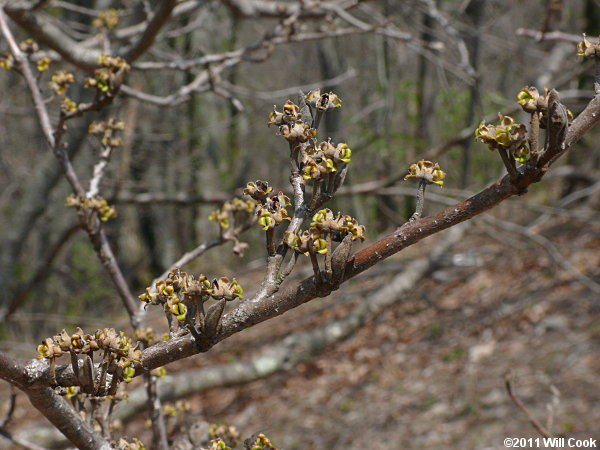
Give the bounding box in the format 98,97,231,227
284,209,365,255
517,86,549,114
209,424,241,449
284,229,328,255
0,53,13,70
242,182,291,231
517,86,573,128
139,269,243,324
85,53,130,93
65,195,117,222
302,140,351,181
92,9,119,30
208,197,257,230
404,160,446,186
305,89,342,112
267,94,349,189
269,98,317,145
89,118,126,147
37,56,51,72
115,437,146,450
18,38,38,55
61,97,77,114
243,180,272,201
256,192,291,231
37,327,141,385
278,120,316,144
474,114,530,163
49,70,75,95
576,35,600,58
311,208,366,241
268,100,302,126
249,433,278,450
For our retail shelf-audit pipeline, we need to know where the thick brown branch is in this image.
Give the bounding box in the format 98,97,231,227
25,388,111,450
0,352,28,387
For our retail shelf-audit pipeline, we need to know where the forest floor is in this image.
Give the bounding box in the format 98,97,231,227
172,211,600,450
3,205,599,450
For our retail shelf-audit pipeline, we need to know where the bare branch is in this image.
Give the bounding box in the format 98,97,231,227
144,372,169,450
87,145,115,199
505,376,552,438
516,28,597,44
25,388,111,450
0,9,54,146
121,0,177,62
4,4,101,71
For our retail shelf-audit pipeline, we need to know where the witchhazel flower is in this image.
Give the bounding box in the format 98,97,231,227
268,100,302,126
318,140,352,164
576,34,600,58
19,39,38,54
210,277,243,301
37,57,51,72
333,143,351,164
243,180,272,200
404,160,445,187
278,120,316,143
208,208,230,229
312,237,328,255
517,86,539,113
474,113,530,162
92,9,119,29
60,97,77,114
305,89,342,111
0,53,13,70
49,70,75,95
302,153,336,180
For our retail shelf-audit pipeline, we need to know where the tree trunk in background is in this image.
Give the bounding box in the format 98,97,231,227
415,6,436,153
227,14,241,186
460,0,485,188
317,39,344,140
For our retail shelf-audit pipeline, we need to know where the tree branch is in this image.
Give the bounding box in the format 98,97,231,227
120,0,177,62
3,4,101,71
25,388,111,450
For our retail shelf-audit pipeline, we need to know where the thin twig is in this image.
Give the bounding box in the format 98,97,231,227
324,233,333,279
266,228,276,257
409,180,427,221
505,376,552,438
144,372,169,450
498,148,519,182
87,145,115,198
529,111,540,166
309,253,321,282
0,10,54,147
